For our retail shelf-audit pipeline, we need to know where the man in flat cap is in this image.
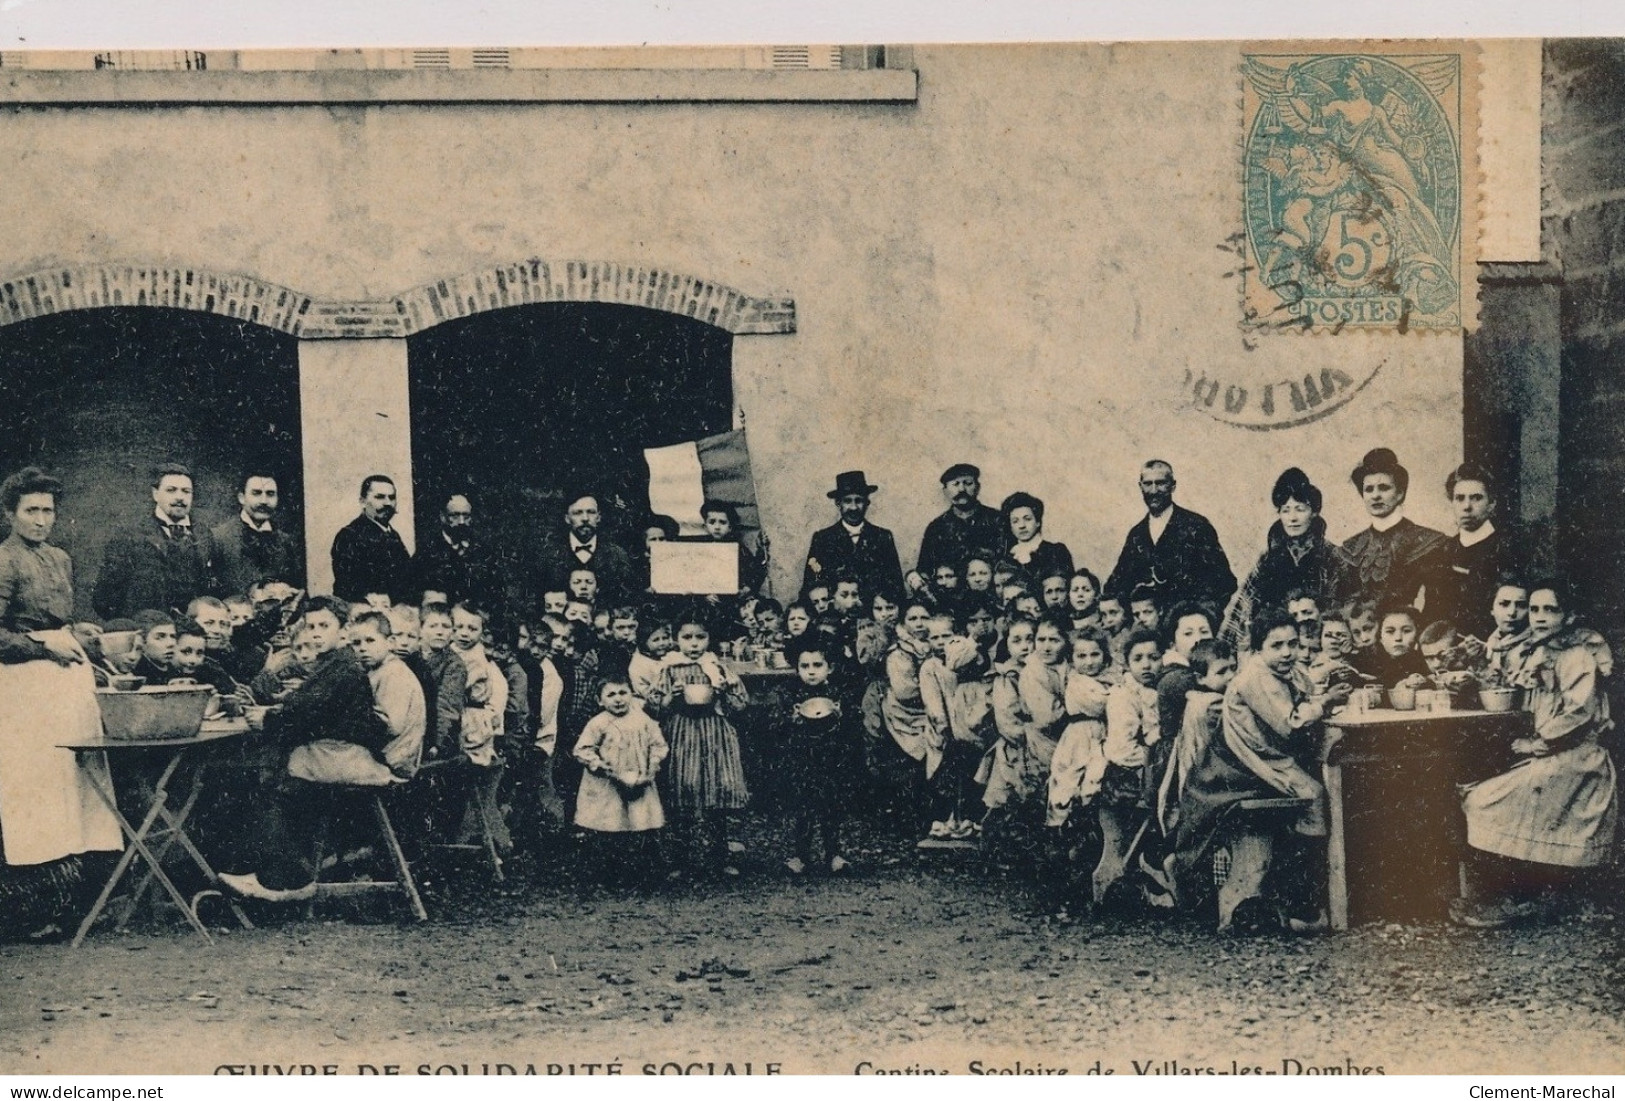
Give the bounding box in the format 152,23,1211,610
1342,447,1449,610
94,461,220,619
801,470,904,603
915,463,1004,581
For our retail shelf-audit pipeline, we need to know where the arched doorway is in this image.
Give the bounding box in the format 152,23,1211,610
406,301,734,611
0,307,302,616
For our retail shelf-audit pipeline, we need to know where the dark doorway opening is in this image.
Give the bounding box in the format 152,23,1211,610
0,307,303,617
406,302,734,607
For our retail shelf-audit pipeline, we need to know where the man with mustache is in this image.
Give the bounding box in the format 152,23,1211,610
211,469,304,598
414,492,501,611
537,493,635,610
800,471,904,604
915,463,1004,581
329,475,415,606
1104,459,1235,614
93,461,220,620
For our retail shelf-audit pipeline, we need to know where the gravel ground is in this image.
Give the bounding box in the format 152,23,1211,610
3,816,1623,1076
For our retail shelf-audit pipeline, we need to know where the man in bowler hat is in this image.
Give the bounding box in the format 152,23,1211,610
801,471,904,602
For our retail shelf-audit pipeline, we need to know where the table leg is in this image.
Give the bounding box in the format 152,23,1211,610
125,762,254,931
1324,760,1348,932
71,750,212,947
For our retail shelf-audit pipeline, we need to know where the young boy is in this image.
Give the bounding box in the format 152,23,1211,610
1344,599,1380,663
751,598,786,654
170,617,243,700
408,601,469,764
1158,639,1238,829
1096,627,1163,905
1417,620,1485,697
387,604,421,657
568,567,600,608
130,611,179,684
1306,611,1362,693
778,639,862,874
350,609,427,780
806,584,833,618
1284,588,1322,626
225,596,254,630
542,590,569,617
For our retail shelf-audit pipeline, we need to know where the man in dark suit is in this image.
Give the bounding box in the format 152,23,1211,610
915,462,1004,579
210,469,304,598
1104,459,1235,613
1419,462,1524,639
537,494,635,607
330,475,415,605
93,462,219,619
414,492,501,612
801,470,905,602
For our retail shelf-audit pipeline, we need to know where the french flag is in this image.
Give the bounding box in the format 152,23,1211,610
643,428,763,540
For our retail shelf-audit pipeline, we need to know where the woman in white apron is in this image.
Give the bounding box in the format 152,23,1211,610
0,467,122,938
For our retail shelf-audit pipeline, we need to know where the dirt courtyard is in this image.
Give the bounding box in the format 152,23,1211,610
3,818,1623,1077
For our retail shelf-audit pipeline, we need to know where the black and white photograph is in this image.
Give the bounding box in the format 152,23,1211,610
0,11,1620,1079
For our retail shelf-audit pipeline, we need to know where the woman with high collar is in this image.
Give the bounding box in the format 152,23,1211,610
0,467,122,940
1340,448,1449,611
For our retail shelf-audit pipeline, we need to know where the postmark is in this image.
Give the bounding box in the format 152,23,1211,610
1241,43,1479,333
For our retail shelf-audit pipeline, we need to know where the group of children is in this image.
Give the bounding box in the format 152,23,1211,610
75,525,1614,930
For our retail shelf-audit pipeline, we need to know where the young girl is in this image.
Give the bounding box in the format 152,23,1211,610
976,614,1036,836
785,603,814,643
1098,595,1129,668
1046,628,1113,828
628,618,674,702
1018,612,1071,798
880,602,939,833
1456,580,1619,927
645,610,750,876
1039,572,1070,613
964,558,995,598
1067,569,1103,634
573,675,668,885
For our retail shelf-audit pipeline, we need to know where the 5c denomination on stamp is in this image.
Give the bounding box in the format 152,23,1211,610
1241,42,1479,333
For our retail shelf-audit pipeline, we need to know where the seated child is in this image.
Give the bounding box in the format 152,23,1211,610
189,595,262,684
778,637,863,874
1017,612,1072,801
1417,620,1486,700
1480,579,1533,684
1094,627,1163,903
1128,585,1162,635
1157,639,1238,844
750,599,787,656
976,614,1037,817
573,674,669,871
348,609,426,781
1360,604,1431,688
1306,611,1361,693
129,611,179,684
225,596,254,629
1343,598,1379,666
170,617,244,702
1284,587,1322,626
451,601,506,768
1046,627,1113,828
387,604,420,657
1097,596,1130,668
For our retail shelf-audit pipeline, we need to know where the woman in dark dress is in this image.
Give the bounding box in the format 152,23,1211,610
1220,468,1354,651
0,468,121,939
999,492,1074,589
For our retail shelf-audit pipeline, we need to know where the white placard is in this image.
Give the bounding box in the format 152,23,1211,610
649,541,739,595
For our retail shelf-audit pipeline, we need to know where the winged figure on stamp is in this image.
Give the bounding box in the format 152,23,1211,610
1246,55,1458,314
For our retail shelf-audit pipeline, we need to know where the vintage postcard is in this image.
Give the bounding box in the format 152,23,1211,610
0,35,1619,1081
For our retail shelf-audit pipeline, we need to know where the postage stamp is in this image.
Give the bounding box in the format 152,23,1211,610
1241,42,1479,333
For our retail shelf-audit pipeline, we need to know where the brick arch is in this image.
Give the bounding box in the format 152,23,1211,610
388,261,796,336
0,260,796,339
0,264,314,334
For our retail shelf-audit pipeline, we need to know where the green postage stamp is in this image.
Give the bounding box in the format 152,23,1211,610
1242,42,1479,333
